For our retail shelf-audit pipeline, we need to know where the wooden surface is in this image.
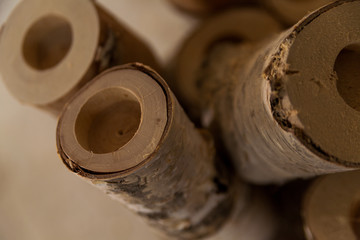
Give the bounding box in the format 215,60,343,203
0,0,161,116
0,0,196,239
231,1,360,183
57,64,242,239
174,1,360,184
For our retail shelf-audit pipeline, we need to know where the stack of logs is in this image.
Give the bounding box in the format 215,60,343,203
0,0,359,239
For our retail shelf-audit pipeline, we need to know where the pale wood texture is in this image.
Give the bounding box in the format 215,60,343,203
57,64,249,239
0,1,193,239
0,0,159,116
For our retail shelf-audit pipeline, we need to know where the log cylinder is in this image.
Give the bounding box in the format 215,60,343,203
173,1,360,184
303,171,360,240
170,8,283,121
56,63,244,239
0,0,159,116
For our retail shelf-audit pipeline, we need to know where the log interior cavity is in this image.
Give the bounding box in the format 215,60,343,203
335,44,360,112
22,15,73,70
75,88,141,154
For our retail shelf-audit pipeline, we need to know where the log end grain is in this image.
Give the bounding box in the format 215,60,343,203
271,0,360,168
0,0,100,106
57,64,167,173
0,0,160,116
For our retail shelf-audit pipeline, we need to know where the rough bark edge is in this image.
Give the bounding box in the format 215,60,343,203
56,63,173,180
264,0,360,168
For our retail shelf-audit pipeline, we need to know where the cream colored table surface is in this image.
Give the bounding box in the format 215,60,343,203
0,1,196,239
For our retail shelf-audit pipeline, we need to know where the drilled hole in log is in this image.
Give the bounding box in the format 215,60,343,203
75,88,141,154
22,15,73,70
335,44,360,112
351,201,360,238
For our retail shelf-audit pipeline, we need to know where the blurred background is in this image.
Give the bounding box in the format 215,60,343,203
0,0,198,239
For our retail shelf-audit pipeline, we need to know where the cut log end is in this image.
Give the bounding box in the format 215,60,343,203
0,0,159,116
0,0,100,106
58,64,168,173
275,0,360,167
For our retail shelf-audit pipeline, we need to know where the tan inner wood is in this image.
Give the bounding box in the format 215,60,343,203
75,87,141,154
335,44,360,112
284,2,360,166
22,14,73,70
58,68,167,173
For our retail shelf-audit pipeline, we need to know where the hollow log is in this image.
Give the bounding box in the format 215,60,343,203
172,2,360,184
56,63,253,239
0,0,159,116
170,8,283,121
303,171,360,240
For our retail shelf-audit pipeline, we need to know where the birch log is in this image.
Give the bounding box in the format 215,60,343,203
303,171,360,240
56,63,250,239
170,8,282,121
0,0,159,116
173,1,360,184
